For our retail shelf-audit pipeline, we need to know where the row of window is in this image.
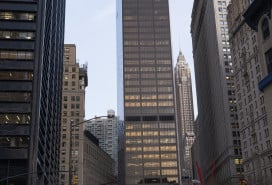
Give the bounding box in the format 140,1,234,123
125,101,173,107
0,71,33,81
123,15,168,21
126,145,176,152
124,59,171,65
126,138,176,145
125,73,172,79
63,104,80,109
127,153,177,160
0,31,35,40
124,46,170,52
125,86,173,93
124,27,169,33
0,92,31,102
0,11,35,21
126,122,175,130
124,66,172,72
126,130,176,137
0,137,29,148
124,52,171,59
0,50,34,60
0,114,31,124
63,96,80,101
125,94,173,100
124,40,170,46
125,80,173,86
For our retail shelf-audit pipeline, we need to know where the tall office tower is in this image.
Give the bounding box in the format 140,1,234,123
0,1,65,185
86,110,119,176
117,0,180,184
191,0,243,184
228,0,272,184
59,44,88,185
174,51,195,183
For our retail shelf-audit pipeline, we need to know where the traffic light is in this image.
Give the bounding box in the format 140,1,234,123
72,175,79,185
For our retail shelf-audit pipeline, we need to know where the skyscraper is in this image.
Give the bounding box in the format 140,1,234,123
191,0,243,184
59,44,88,185
174,51,195,184
0,1,65,185
117,0,180,184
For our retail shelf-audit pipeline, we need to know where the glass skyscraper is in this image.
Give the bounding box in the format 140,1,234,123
0,1,65,184
117,0,180,184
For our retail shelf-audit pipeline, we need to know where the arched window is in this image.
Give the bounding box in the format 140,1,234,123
262,18,270,40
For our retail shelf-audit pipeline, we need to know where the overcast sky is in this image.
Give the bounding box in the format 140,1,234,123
64,0,197,119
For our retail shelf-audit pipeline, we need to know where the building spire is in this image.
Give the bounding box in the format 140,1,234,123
177,50,186,65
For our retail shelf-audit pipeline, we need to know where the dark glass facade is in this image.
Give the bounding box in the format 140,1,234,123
0,0,65,185
117,0,180,184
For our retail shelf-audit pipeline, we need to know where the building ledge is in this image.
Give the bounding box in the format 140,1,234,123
259,73,272,91
243,0,272,31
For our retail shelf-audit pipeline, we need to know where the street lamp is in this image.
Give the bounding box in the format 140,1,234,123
69,114,114,185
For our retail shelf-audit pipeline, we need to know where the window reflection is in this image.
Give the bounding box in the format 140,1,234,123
0,50,34,60
0,137,29,147
161,169,178,176
0,114,31,124
144,162,160,167
143,154,160,159
0,30,35,40
0,71,33,80
160,153,177,159
0,92,31,102
0,11,35,21
160,145,176,151
143,146,159,152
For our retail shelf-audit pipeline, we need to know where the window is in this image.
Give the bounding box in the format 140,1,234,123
0,71,33,80
0,50,34,60
265,48,272,73
0,11,35,21
0,114,31,124
0,30,35,40
262,18,270,40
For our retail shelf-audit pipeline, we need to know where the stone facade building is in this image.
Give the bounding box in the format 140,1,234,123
227,0,272,184
59,44,88,185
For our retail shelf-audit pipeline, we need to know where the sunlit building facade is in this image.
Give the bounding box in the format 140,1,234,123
117,0,180,184
0,1,65,185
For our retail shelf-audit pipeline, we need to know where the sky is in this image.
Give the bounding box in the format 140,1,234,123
65,0,197,119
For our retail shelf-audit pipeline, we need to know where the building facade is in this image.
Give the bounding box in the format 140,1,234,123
0,1,65,185
191,0,243,184
117,0,180,184
174,51,195,183
86,110,119,176
82,130,115,185
59,44,88,185
228,0,272,184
